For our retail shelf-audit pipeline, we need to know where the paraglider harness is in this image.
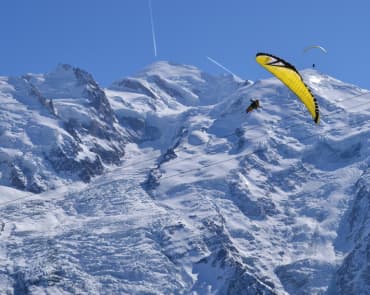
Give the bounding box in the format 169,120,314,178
246,99,260,113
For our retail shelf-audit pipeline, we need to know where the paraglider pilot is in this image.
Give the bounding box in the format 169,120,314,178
246,99,260,113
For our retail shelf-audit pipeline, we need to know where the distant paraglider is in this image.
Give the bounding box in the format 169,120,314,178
303,45,327,69
255,53,320,124
303,45,327,54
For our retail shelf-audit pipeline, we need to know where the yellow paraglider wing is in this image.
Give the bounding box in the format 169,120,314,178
256,53,320,124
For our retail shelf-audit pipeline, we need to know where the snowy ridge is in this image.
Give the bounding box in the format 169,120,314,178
0,61,370,294
0,64,128,193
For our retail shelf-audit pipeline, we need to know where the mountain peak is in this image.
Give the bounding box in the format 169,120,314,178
50,63,97,87
1,61,370,294
131,60,204,84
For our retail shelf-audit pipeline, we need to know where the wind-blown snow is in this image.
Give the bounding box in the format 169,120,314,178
0,61,369,294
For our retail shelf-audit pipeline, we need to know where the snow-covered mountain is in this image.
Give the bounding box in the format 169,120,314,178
0,64,128,193
0,61,369,294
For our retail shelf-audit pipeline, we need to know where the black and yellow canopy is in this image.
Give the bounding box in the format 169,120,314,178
256,53,320,124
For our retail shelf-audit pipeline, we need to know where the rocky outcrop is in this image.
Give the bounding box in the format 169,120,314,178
327,168,370,295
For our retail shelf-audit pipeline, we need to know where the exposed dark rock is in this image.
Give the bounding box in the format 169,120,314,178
112,78,157,99
193,218,277,294
46,141,104,183
150,74,184,99
83,86,116,125
90,144,123,166
327,169,370,294
9,165,27,191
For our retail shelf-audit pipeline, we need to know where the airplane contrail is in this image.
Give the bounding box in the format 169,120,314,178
206,56,237,77
148,0,157,57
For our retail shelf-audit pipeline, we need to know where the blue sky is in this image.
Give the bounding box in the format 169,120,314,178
1,0,369,89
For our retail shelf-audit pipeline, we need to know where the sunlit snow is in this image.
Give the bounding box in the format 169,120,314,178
0,61,369,294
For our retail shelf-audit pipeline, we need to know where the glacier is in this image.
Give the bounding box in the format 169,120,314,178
0,61,369,294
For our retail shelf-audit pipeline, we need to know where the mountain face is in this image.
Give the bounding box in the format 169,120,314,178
0,61,369,294
0,64,128,192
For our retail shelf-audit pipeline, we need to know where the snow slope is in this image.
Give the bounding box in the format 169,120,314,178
0,61,369,294
0,64,128,193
